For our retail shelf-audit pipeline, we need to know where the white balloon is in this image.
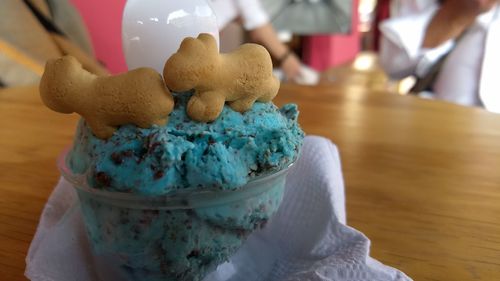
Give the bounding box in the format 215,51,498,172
122,0,219,73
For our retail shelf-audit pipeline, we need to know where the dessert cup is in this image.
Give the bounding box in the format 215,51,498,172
58,150,294,281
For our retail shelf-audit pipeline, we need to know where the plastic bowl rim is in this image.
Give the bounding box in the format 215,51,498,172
57,148,296,206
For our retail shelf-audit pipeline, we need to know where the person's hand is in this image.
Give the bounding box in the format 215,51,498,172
281,52,301,81
474,0,500,13
443,0,498,24
424,0,498,48
468,0,498,14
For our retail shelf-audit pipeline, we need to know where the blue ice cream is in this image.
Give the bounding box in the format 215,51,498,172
65,92,304,281
68,92,303,195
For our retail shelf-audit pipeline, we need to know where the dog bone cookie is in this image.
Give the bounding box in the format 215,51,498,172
40,56,174,139
163,33,280,122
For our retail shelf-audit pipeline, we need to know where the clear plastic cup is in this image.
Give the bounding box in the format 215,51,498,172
58,150,293,281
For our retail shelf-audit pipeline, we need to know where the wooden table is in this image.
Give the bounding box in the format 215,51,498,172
1,84,500,281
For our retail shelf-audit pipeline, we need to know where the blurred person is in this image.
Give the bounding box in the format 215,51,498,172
379,0,500,113
209,0,304,82
0,0,107,88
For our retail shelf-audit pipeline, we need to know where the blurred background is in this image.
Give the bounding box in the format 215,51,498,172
0,0,382,85
2,0,499,112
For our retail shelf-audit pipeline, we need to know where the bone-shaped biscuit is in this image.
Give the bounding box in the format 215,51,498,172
163,33,280,122
40,56,174,139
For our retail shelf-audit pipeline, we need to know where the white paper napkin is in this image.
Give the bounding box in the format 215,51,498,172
25,136,412,281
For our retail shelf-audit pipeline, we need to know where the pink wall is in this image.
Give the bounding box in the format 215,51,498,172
71,0,127,74
303,0,360,71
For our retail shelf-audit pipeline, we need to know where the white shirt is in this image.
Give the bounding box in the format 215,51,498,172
379,0,500,112
209,0,269,30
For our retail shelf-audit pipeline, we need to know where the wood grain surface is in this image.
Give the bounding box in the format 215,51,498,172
1,84,500,281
